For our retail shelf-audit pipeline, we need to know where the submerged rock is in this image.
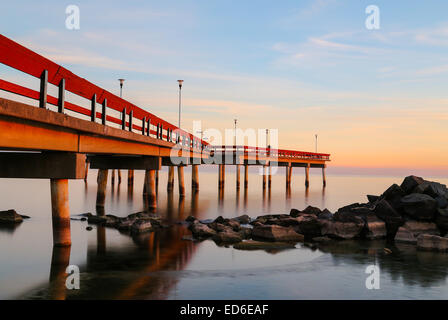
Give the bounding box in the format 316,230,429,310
233,240,296,251
130,219,153,234
212,229,243,244
365,214,387,240
252,225,304,242
417,234,448,252
395,227,417,244
0,210,23,224
189,222,217,238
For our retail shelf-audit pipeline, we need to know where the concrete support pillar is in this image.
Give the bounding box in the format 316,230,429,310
118,169,122,184
268,166,272,188
84,159,89,182
218,164,225,189
145,169,157,209
111,169,116,185
167,166,175,191
286,166,290,186
236,164,240,189
178,166,185,196
244,164,248,189
192,165,199,190
305,164,310,188
128,169,134,186
262,166,267,189
156,170,159,189
96,169,108,208
322,165,327,187
50,179,71,247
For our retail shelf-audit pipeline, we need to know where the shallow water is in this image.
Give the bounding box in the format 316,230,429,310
0,167,447,299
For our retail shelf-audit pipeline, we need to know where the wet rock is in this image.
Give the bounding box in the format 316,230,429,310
436,208,448,232
381,184,405,210
435,196,448,209
86,226,93,231
189,222,217,238
289,208,301,217
105,215,120,227
270,217,301,227
233,240,296,251
20,215,30,219
199,219,214,224
317,209,333,220
320,221,364,240
239,227,252,239
185,215,197,223
367,195,380,203
294,214,322,237
0,210,23,224
415,181,448,199
394,227,416,244
117,218,136,231
80,217,87,221
226,219,241,231
214,216,229,224
417,234,448,252
400,175,425,194
212,229,243,244
252,225,304,242
130,219,153,234
365,214,387,240
401,193,437,221
311,236,333,243
302,205,321,215
232,214,251,224
208,222,232,233
374,199,404,239
87,215,108,224
403,221,439,236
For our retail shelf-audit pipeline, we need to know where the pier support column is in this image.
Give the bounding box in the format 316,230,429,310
262,166,267,189
286,165,291,186
128,169,134,186
156,170,159,189
145,169,157,209
268,166,272,189
84,159,89,182
178,166,185,196
305,164,310,188
96,169,108,208
50,179,71,247
322,165,327,187
218,164,225,189
236,165,241,189
167,166,175,191
192,164,199,190
118,169,122,184
111,169,116,185
244,164,248,189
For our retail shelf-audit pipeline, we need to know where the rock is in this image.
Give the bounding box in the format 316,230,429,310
403,221,439,237
226,219,241,231
417,234,448,252
105,215,120,227
367,195,380,203
302,205,321,215
414,181,448,198
212,229,243,244
87,215,108,224
400,175,425,194
232,214,251,224
270,217,301,227
311,236,333,243
80,217,87,221
337,203,361,212
365,214,387,240
233,240,296,251
214,216,229,224
435,196,448,209
290,208,301,217
381,184,405,210
209,222,232,232
130,219,152,234
317,209,333,220
294,214,322,237
401,193,437,221
252,225,304,242
394,227,417,244
239,227,252,239
20,215,30,219
436,208,448,232
333,210,367,224
86,226,93,231
181,235,196,241
117,218,136,231
189,223,217,238
185,215,197,222
320,221,364,239
0,210,23,224
373,199,404,239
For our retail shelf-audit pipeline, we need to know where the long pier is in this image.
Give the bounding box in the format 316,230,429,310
0,34,330,247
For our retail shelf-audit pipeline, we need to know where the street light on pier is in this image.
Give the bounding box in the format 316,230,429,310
177,80,184,128
118,79,125,98
315,134,318,153
234,118,237,147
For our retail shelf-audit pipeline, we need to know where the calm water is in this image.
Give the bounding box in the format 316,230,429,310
1,167,448,300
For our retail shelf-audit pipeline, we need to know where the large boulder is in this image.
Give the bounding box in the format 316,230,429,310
374,199,404,239
435,208,448,232
189,222,217,238
401,193,437,221
364,214,387,240
417,234,448,252
367,195,380,203
400,175,425,194
414,181,448,198
294,214,322,237
289,208,301,217
252,225,304,242
302,205,322,215
333,210,366,225
320,221,364,240
395,221,439,243
232,214,251,224
0,209,23,224
317,209,333,220
395,227,417,244
212,229,243,244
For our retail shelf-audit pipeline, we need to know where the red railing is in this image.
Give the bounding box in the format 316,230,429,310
211,145,330,161
0,34,209,151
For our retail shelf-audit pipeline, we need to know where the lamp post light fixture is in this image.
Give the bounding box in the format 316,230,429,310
177,80,184,128
118,79,125,98
234,118,237,147
315,134,318,153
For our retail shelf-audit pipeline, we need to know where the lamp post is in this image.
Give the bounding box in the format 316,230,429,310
234,118,237,147
177,80,184,128
118,78,125,185
118,79,125,98
315,134,318,153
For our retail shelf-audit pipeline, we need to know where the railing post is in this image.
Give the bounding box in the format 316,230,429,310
91,94,97,122
121,108,126,130
142,117,146,135
57,79,65,113
129,110,133,132
156,124,160,139
101,99,107,125
39,70,48,109
160,124,163,139
147,118,151,136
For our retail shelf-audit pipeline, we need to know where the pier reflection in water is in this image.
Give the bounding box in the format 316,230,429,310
1,168,448,299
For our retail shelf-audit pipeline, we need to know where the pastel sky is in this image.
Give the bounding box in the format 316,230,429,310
1,0,448,173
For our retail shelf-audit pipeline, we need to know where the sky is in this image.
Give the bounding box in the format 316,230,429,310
1,0,448,174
